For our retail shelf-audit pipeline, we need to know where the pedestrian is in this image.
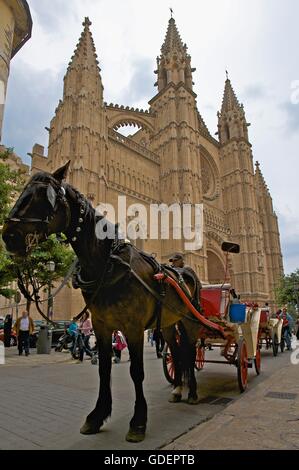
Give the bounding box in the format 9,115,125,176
67,317,79,359
153,328,165,358
112,330,127,363
296,317,299,341
279,307,293,351
14,311,34,356
3,314,12,348
78,311,93,359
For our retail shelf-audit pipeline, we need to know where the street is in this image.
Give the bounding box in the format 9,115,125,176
0,341,295,450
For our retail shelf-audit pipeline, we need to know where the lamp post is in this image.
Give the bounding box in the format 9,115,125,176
46,261,55,320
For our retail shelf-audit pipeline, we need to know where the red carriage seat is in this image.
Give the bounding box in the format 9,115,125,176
201,288,222,318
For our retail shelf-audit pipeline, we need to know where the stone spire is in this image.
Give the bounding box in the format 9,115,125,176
45,17,108,201
218,75,249,144
255,161,270,195
161,17,185,55
155,17,195,92
63,17,104,102
221,77,242,113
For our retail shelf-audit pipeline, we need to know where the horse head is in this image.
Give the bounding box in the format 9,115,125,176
2,162,71,257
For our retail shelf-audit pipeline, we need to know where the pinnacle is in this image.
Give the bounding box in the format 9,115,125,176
67,17,100,72
255,161,269,193
221,77,241,113
83,17,92,28
161,17,186,55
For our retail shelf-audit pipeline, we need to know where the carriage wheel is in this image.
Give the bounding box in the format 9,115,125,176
195,346,205,371
237,339,248,393
162,344,175,385
254,346,261,375
272,333,278,357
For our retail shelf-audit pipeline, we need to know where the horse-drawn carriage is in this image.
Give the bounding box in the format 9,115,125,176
258,309,283,356
2,162,265,442
162,244,262,393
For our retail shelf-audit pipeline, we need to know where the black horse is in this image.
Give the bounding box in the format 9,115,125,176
2,162,220,442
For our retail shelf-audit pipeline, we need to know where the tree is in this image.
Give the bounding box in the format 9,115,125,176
0,148,24,225
0,148,75,313
0,246,16,298
275,269,299,317
0,148,25,298
14,235,75,313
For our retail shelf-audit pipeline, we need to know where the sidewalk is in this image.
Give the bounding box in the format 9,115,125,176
3,347,74,367
164,349,299,450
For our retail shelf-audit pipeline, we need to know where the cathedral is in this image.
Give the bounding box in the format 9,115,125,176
29,16,283,316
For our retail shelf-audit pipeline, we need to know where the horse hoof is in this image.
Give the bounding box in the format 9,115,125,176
168,394,182,403
126,426,146,443
80,422,101,435
187,396,200,405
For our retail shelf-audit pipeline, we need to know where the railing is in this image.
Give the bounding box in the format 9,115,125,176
108,129,160,165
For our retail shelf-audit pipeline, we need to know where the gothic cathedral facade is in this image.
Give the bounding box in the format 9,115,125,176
31,17,283,315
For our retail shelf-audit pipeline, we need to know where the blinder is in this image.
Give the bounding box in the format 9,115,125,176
6,180,69,229
47,184,57,209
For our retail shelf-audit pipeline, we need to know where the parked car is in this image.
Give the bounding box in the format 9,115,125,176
30,320,71,348
0,327,17,346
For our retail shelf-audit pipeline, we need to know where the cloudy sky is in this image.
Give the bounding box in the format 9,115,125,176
2,0,299,274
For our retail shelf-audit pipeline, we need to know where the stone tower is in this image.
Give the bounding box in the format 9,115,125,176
218,77,270,301
149,18,204,269
255,162,284,301
44,18,108,203
25,15,284,320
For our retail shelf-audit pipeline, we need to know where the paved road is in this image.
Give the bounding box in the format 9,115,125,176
0,341,294,450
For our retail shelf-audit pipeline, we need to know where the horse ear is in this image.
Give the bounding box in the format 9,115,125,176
52,161,70,183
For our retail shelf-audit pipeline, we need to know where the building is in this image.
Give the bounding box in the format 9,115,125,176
27,16,283,318
0,0,32,141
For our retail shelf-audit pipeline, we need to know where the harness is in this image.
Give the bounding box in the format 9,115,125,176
7,178,223,336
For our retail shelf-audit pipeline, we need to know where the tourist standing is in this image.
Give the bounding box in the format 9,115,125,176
14,311,34,356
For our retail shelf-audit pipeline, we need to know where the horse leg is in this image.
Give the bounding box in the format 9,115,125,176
163,326,183,403
187,344,200,404
126,337,147,443
168,340,183,402
80,336,112,434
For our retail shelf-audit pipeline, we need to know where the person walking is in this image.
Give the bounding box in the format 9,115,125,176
3,314,13,348
78,312,93,360
112,331,127,363
14,311,34,356
279,307,293,351
296,317,299,341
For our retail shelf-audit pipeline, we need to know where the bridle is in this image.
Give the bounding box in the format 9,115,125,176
5,180,71,242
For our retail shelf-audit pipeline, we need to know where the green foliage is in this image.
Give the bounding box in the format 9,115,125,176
0,149,75,304
0,148,24,225
0,245,16,298
15,234,75,293
275,269,299,317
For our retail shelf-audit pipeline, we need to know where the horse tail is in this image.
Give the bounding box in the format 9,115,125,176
177,321,195,384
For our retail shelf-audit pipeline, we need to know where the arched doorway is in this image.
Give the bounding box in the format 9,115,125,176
207,250,225,284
